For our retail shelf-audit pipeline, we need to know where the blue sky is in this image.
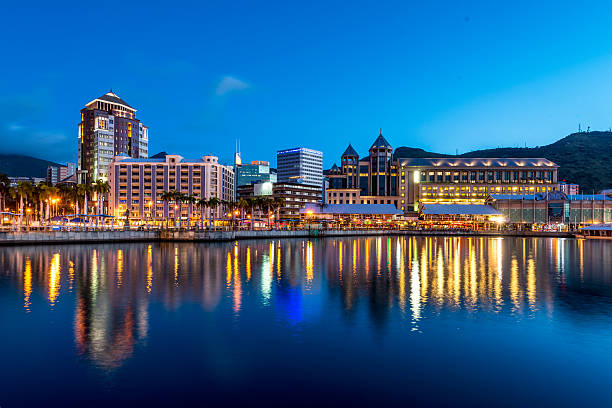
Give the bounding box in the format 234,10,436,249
3,0,612,167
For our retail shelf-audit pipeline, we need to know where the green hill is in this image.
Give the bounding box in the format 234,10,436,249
0,154,62,178
394,131,612,192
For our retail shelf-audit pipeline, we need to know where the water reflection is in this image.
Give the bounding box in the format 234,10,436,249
2,237,612,371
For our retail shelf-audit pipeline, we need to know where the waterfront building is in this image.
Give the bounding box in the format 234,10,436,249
489,192,612,226
8,176,46,186
299,203,403,225
235,160,277,187
419,203,504,230
560,181,579,196
399,158,559,211
327,131,560,213
238,181,322,219
326,132,398,196
326,188,401,209
580,224,612,239
277,147,323,187
78,91,149,184
46,162,76,185
108,153,234,223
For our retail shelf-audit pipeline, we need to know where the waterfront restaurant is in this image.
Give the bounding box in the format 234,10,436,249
419,203,504,230
299,203,405,228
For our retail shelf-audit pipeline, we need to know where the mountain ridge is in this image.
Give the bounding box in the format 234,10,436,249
0,154,62,179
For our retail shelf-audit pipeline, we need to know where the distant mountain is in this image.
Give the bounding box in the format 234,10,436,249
394,131,612,192
0,154,61,178
393,147,449,160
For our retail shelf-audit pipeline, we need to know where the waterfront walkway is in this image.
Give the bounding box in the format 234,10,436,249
0,229,575,245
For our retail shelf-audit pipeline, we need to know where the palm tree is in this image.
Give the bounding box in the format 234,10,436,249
196,198,207,229
184,194,197,228
273,197,285,228
238,198,249,229
246,197,256,230
34,183,48,226
208,197,220,229
160,190,175,229
174,191,189,228
92,180,110,215
77,183,92,216
262,197,273,228
14,181,33,229
0,173,10,214
45,186,58,221
57,184,74,215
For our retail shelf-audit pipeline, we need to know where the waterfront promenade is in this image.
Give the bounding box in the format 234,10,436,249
0,228,575,245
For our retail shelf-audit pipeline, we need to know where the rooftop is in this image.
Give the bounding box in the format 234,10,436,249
489,192,609,201
421,203,502,216
301,203,403,215
370,129,392,150
342,144,359,157
399,157,558,168
581,223,612,231
86,90,136,111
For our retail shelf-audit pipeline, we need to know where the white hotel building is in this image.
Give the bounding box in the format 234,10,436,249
108,153,234,222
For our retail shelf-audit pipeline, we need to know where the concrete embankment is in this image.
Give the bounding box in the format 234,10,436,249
0,229,575,246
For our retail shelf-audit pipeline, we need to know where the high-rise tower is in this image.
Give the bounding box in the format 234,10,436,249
368,129,393,196
77,90,148,183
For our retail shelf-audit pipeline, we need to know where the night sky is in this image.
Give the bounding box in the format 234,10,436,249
3,0,612,167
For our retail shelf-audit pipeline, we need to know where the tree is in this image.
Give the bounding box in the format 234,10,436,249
197,198,207,229
45,186,59,220
160,190,175,229
263,197,274,228
174,191,188,228
273,197,285,228
238,198,249,229
34,183,50,225
184,194,196,228
92,180,110,215
14,181,33,229
77,183,92,216
208,197,220,229
0,173,10,214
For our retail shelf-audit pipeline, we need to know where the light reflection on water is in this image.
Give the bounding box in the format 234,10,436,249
2,236,612,406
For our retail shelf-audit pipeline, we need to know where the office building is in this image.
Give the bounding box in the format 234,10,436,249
78,90,149,184
399,158,559,211
235,160,277,187
238,181,322,219
559,181,579,196
108,153,234,223
46,163,76,185
277,147,323,187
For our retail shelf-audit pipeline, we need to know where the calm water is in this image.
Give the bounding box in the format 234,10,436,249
2,237,612,407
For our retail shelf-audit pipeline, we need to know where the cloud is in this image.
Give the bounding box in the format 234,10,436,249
215,76,248,96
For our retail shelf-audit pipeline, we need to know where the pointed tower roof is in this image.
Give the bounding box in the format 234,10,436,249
342,143,359,157
370,129,392,149
86,90,136,111
331,163,340,170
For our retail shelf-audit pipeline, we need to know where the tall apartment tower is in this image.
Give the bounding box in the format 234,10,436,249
78,90,149,183
276,147,323,187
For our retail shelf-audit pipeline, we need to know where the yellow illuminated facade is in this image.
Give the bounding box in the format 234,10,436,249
399,157,559,208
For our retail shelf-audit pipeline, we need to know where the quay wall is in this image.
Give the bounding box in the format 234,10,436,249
0,229,575,246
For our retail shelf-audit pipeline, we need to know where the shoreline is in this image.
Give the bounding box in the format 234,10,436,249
0,229,576,246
